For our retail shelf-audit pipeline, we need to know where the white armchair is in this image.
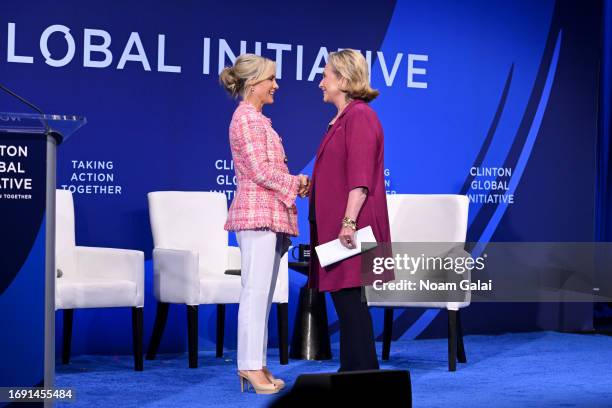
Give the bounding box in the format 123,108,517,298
55,189,145,371
367,194,470,371
145,191,289,368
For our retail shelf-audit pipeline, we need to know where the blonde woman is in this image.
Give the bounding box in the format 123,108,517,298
308,49,392,371
220,54,309,394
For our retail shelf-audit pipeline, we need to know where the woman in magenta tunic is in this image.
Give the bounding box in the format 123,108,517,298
308,49,391,371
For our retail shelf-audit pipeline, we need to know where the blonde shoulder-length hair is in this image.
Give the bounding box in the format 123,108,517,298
219,53,276,99
328,49,379,102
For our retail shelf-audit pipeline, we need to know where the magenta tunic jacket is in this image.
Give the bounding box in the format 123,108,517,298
308,100,392,292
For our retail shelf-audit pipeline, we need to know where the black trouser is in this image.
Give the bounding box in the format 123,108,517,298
330,286,379,372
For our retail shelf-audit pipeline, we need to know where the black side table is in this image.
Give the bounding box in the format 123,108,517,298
289,261,332,360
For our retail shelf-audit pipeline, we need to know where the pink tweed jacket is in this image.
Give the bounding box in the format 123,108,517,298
224,102,300,236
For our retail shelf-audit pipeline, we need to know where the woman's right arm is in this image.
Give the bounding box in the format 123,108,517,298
232,113,301,208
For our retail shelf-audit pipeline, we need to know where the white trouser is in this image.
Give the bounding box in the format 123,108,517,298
236,230,283,370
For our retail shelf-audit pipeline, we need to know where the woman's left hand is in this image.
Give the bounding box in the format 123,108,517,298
339,226,356,249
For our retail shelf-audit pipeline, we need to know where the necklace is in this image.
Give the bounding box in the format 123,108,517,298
329,99,352,127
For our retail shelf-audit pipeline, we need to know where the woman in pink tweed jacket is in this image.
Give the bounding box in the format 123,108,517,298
224,101,300,235
220,54,308,395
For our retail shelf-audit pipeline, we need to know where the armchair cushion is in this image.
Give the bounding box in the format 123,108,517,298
199,274,242,304
56,279,139,310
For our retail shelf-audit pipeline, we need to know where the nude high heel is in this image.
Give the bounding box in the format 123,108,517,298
238,370,279,395
262,366,285,390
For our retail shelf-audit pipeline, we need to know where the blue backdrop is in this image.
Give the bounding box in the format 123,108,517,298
0,0,604,357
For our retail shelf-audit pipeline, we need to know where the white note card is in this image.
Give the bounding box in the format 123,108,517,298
315,225,377,267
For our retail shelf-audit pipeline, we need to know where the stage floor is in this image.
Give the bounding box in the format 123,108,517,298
55,331,612,408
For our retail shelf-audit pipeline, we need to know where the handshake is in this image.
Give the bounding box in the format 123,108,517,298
297,174,311,198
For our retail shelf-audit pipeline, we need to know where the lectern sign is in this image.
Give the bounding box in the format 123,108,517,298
0,144,33,194
0,130,47,394
0,136,46,295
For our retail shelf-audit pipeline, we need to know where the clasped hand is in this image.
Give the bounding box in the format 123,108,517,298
297,174,310,198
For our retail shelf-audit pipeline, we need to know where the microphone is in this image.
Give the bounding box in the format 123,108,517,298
0,82,61,141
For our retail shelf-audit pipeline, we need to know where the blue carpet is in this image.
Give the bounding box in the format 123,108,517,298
55,332,612,408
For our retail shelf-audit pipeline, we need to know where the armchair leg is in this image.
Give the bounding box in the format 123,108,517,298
146,301,169,360
62,309,74,365
448,310,458,372
382,308,393,361
216,304,225,358
132,307,144,371
457,309,467,363
277,303,289,365
187,305,199,368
